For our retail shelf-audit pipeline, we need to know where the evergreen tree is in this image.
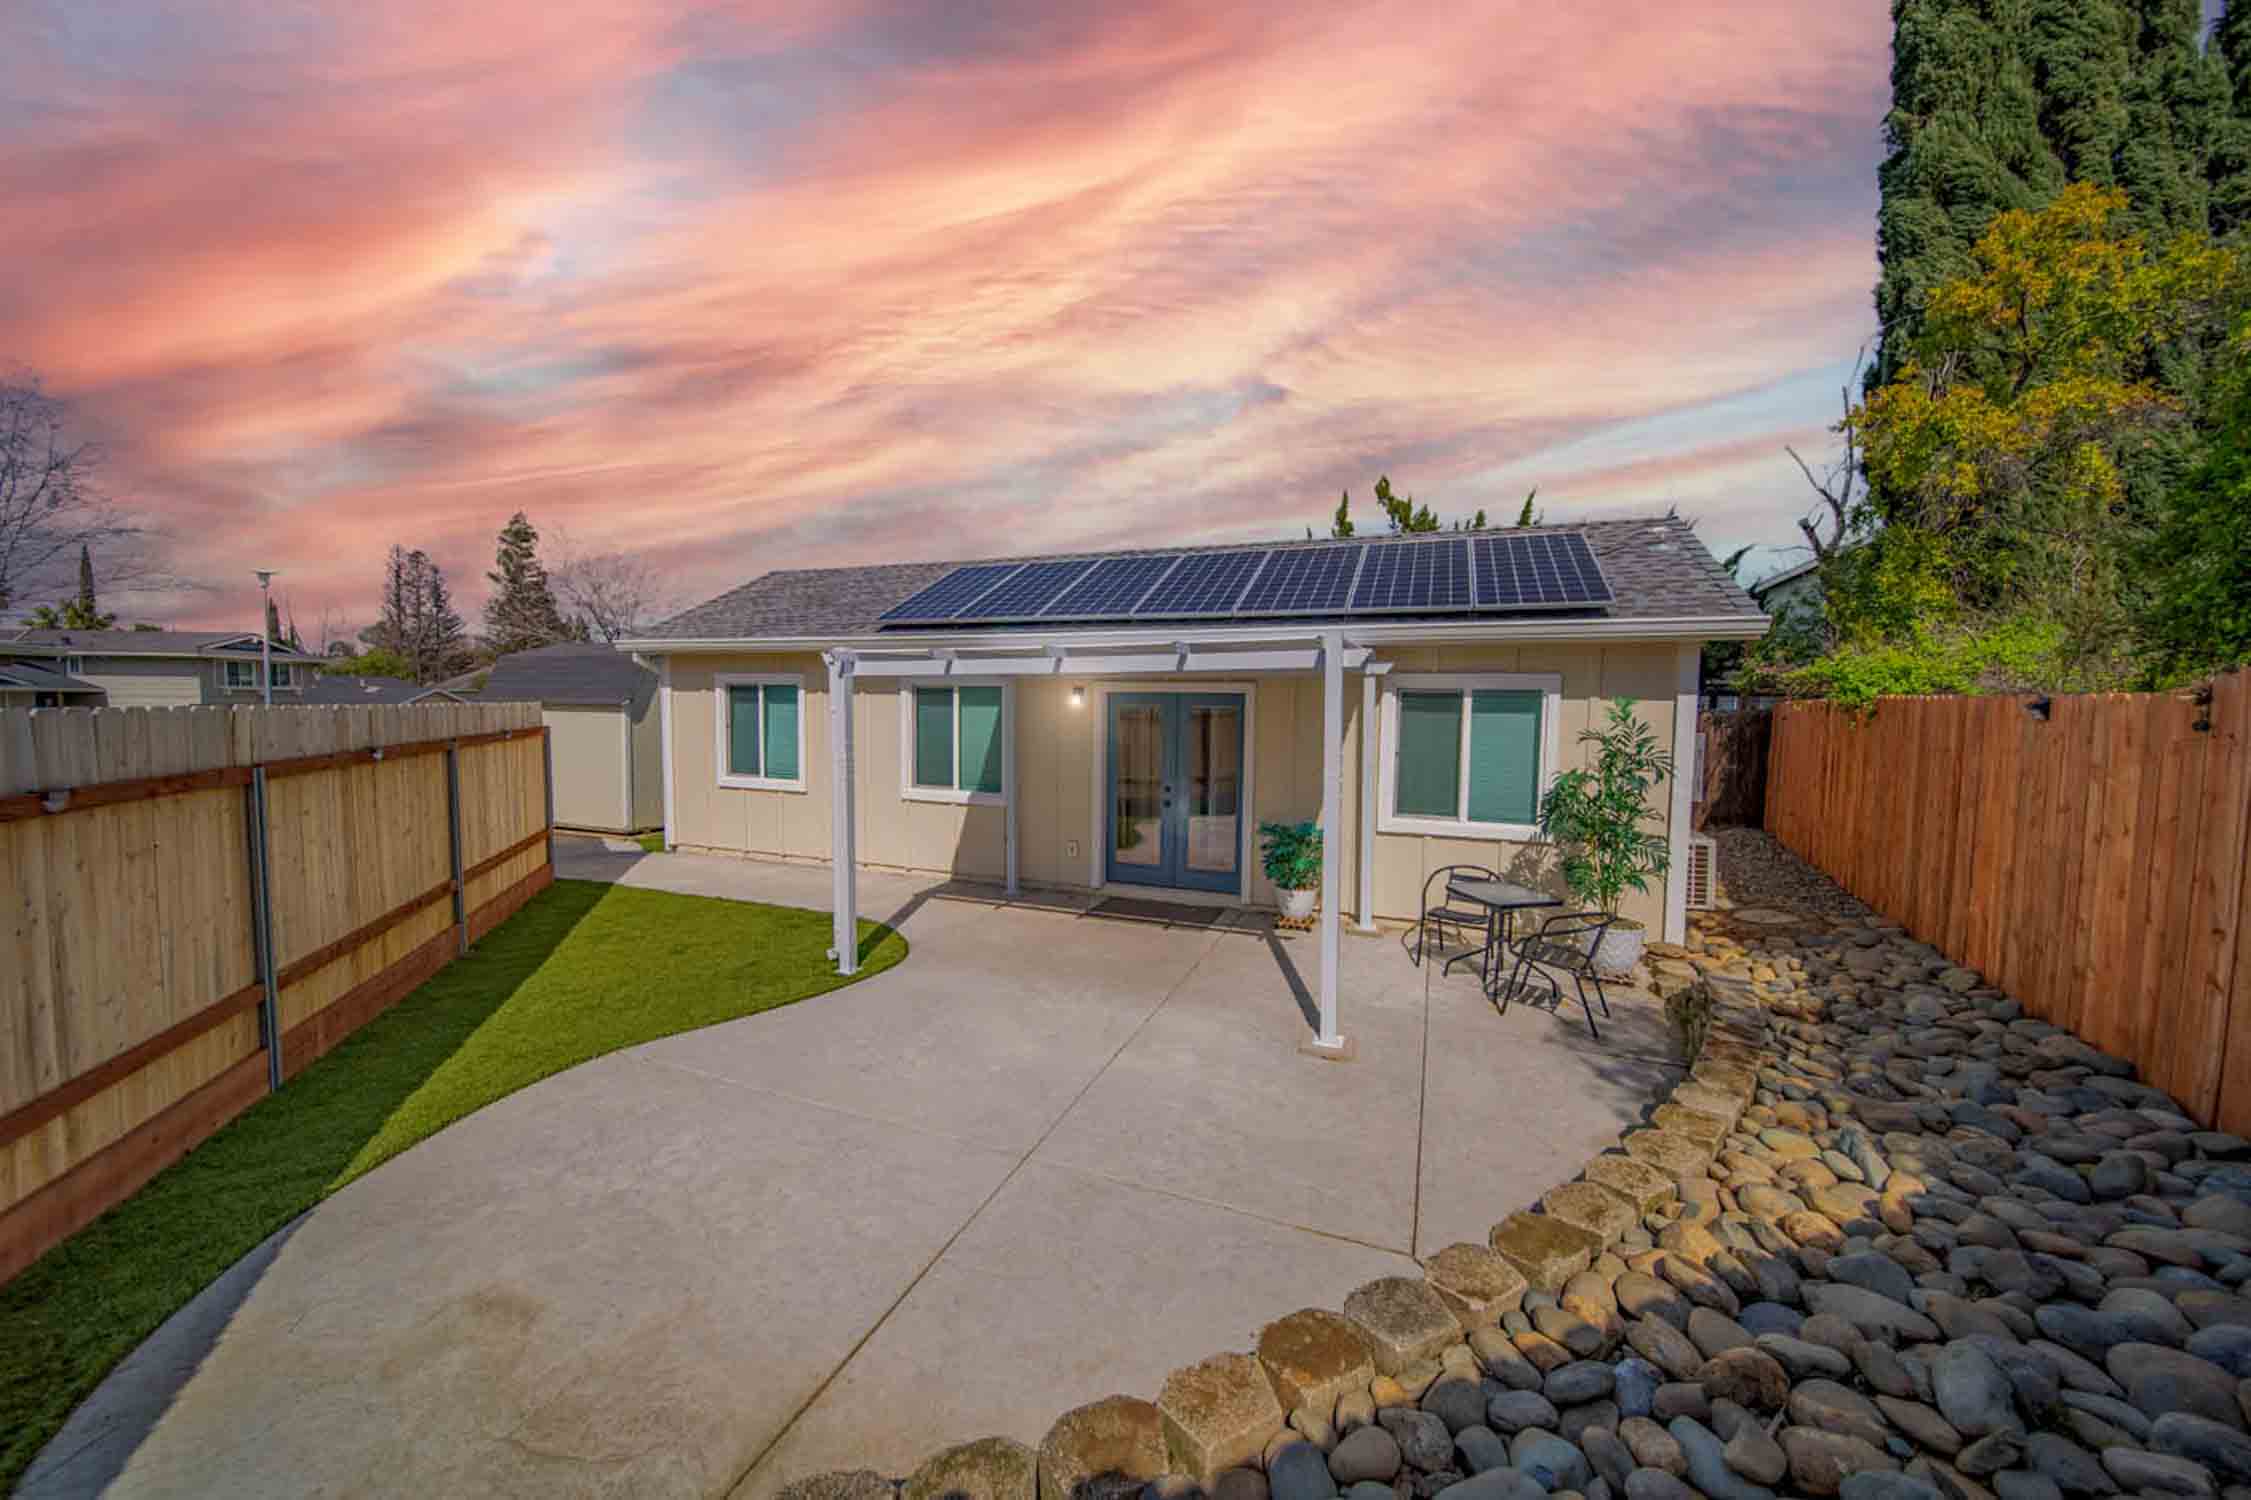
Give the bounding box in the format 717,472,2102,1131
2211,0,2251,233
74,544,96,621
2114,0,2233,238
362,545,471,683
1329,491,1355,539
482,511,571,655
27,544,116,628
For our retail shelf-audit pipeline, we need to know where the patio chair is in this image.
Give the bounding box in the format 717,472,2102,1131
1497,910,1617,1039
1411,864,1500,980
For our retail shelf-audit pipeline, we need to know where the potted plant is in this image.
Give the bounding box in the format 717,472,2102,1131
1259,819,1322,920
1537,698,1674,975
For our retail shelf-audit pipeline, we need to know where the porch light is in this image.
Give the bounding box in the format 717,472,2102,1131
1070,684,1084,708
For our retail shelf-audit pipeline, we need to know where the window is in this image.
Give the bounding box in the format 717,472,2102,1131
1379,673,1561,837
715,674,804,791
222,659,257,691
64,655,84,676
902,682,1006,803
270,663,295,689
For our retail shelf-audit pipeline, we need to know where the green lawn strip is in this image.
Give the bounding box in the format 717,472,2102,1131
0,879,905,1493
637,832,665,853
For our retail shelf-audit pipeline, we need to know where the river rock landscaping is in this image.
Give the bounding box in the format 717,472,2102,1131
778,843,2251,1500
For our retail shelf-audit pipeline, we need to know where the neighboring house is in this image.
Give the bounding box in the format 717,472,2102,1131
1748,556,1822,627
621,517,1766,1032
0,657,105,708
298,674,470,706
480,641,662,835
0,629,325,708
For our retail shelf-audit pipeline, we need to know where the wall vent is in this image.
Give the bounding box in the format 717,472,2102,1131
1684,834,1716,912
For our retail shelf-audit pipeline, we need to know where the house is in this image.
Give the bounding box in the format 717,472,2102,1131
0,629,325,708
0,657,104,708
1749,556,1822,627
479,641,662,835
298,674,470,706
620,517,1766,1050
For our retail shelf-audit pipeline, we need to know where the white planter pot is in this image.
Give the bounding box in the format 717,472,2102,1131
1595,923,1646,977
1277,887,1317,920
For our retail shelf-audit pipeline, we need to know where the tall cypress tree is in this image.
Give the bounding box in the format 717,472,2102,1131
482,511,571,656
2213,0,2251,233
2116,0,2234,236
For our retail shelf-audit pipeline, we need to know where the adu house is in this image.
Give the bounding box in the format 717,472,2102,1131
0,629,323,708
622,517,1766,1049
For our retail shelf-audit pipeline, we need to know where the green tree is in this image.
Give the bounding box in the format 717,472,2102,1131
321,646,416,679
2137,318,2251,679
362,546,471,683
482,511,573,655
1329,491,1354,539
1513,489,1543,527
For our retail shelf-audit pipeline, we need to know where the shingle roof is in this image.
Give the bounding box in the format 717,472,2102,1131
298,674,462,705
0,658,102,694
1,628,322,660
640,515,1762,641
479,642,656,708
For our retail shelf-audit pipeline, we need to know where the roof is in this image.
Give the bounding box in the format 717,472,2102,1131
0,658,102,695
1,628,323,662
636,515,1763,644
479,642,656,708
1748,556,1821,600
298,675,465,706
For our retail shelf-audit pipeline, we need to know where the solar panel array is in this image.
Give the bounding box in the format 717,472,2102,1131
876,532,1612,625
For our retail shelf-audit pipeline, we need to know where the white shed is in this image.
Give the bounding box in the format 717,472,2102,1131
480,642,663,835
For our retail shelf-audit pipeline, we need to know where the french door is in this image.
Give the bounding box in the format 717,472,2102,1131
1106,692,1245,893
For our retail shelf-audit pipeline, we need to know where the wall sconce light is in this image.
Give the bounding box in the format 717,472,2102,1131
1070,684,1085,708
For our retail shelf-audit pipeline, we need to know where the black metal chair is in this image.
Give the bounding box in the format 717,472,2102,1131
1498,910,1617,1038
1411,864,1500,980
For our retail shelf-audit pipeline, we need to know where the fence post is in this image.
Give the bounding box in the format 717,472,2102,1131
540,723,556,867
244,766,283,1093
445,741,468,955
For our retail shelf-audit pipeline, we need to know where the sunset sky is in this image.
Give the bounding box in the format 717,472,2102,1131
3,1,1892,634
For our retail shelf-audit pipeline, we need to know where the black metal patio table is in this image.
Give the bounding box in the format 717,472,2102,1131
1443,877,1564,996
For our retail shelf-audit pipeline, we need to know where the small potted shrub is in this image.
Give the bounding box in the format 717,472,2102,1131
1537,698,1674,975
1259,819,1322,920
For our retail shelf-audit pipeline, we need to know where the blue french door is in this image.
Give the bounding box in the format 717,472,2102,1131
1106,692,1246,893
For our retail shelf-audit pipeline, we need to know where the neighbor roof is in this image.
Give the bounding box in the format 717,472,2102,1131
298,674,464,706
479,641,656,707
0,658,102,695
1,628,322,661
637,515,1763,643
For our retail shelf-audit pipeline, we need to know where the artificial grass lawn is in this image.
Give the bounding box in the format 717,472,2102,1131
0,878,905,1492
637,831,665,853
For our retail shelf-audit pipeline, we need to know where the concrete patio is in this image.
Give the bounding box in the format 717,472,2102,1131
26,842,1686,1500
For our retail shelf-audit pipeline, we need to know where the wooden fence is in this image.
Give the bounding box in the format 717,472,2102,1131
1,702,554,1282
1765,672,2251,1133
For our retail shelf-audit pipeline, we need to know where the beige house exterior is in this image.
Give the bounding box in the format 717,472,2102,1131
626,519,1767,1051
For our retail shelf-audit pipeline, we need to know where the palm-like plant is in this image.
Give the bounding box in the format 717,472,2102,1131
1537,699,1674,926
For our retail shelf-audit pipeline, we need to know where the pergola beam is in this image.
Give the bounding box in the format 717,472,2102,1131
845,642,1372,679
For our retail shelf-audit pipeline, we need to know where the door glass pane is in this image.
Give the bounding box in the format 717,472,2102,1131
1183,704,1241,874
1466,690,1541,824
1395,691,1462,817
958,686,1004,795
763,684,800,781
914,687,955,787
727,685,762,777
1112,703,1164,867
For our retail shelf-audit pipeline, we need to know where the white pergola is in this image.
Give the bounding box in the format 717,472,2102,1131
822,632,1376,1054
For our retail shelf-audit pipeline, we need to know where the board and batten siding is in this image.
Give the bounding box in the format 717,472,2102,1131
664,642,1684,930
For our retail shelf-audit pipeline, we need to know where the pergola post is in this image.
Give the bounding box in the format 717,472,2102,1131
1354,667,1380,933
1306,630,1350,1057
826,648,858,975
1004,682,1020,896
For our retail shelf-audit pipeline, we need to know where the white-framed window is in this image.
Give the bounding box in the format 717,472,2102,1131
64,655,85,676
222,659,257,691
270,663,295,689
1378,672,1563,839
899,680,1008,805
715,673,805,791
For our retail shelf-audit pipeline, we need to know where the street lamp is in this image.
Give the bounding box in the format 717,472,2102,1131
254,570,277,707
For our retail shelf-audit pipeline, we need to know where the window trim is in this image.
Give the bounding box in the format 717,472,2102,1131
221,659,257,691
64,655,85,676
714,672,807,792
898,678,1011,806
1377,672,1562,840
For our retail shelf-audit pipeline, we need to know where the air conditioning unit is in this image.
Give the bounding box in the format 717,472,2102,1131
1684,833,1716,912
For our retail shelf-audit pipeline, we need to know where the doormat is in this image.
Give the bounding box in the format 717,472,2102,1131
1086,896,1223,928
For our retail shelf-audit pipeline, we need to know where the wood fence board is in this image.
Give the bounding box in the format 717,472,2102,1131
2185,675,2251,1123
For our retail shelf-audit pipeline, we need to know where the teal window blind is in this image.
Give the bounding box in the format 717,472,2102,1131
762,684,799,781
1394,691,1462,818
727,684,762,777
1466,690,1542,824
958,686,1004,795
914,687,956,788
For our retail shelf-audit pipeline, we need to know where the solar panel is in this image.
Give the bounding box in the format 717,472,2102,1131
877,563,1025,623
952,558,1099,620
1041,554,1182,618
1471,533,1613,610
1131,550,1269,618
1237,544,1363,616
1350,539,1470,613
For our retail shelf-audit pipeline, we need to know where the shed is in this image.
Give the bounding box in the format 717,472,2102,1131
480,642,662,834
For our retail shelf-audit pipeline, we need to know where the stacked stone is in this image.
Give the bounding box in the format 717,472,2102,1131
780,871,2251,1500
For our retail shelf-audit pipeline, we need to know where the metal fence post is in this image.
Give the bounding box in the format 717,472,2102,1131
540,724,556,867
445,741,468,954
244,765,283,1092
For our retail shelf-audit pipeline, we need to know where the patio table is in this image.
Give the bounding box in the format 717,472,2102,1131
1443,877,1564,996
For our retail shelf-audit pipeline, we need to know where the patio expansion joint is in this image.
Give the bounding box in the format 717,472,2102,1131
719,926,1232,1500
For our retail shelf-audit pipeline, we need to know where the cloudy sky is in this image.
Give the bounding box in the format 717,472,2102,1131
3,1,1891,633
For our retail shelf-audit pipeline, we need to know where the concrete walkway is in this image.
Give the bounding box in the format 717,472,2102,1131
26,844,1684,1500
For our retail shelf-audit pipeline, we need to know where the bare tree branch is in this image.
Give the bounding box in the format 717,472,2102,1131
550,530,682,642
0,369,178,616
